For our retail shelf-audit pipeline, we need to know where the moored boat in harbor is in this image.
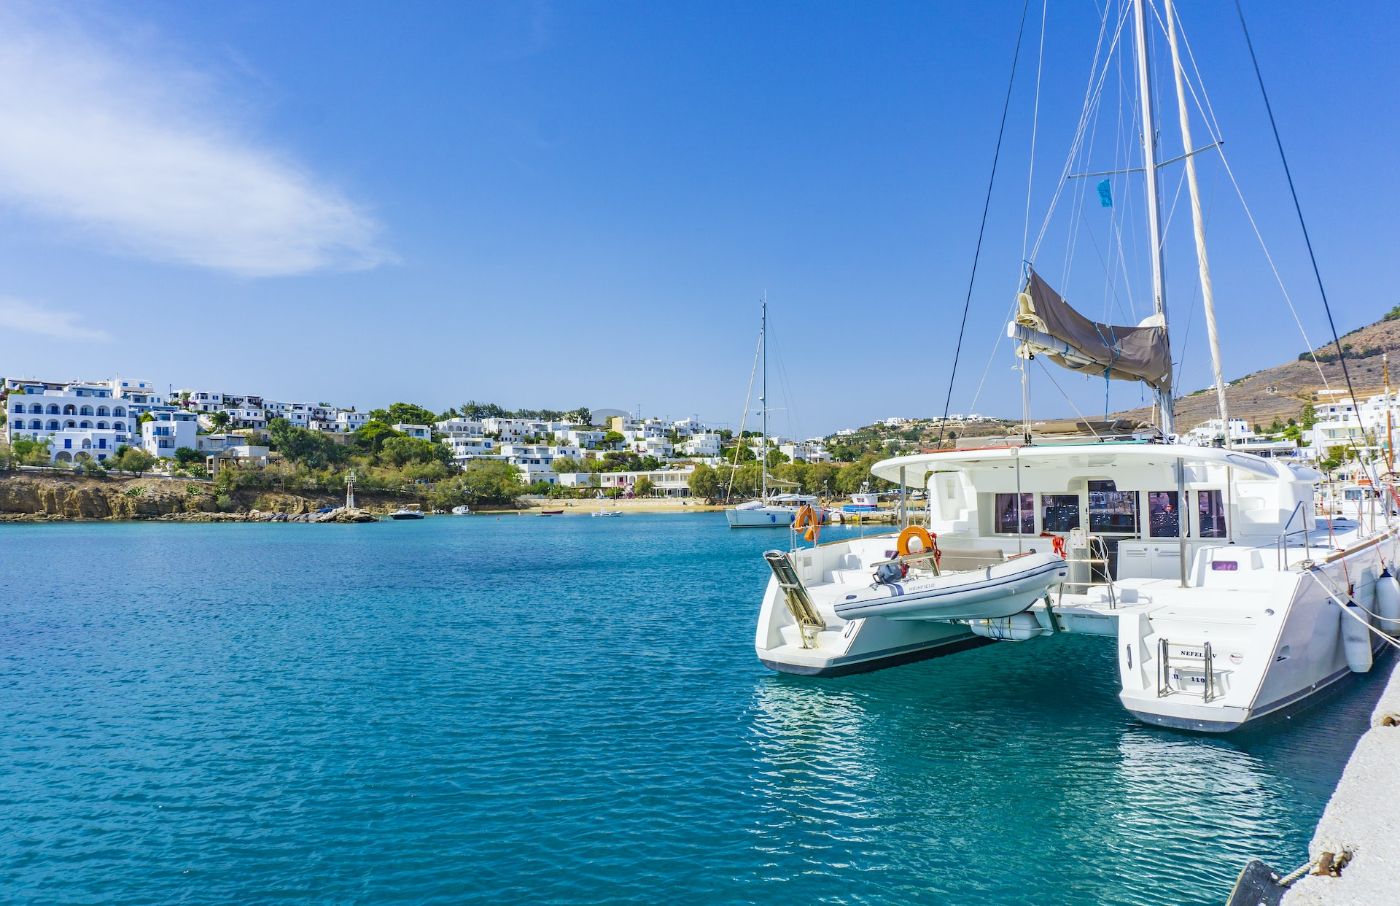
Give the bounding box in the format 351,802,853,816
751,0,1400,732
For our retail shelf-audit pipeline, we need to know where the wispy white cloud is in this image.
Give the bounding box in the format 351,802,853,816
0,297,110,341
0,6,389,277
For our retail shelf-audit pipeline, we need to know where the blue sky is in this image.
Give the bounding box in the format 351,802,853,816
1,1,1394,438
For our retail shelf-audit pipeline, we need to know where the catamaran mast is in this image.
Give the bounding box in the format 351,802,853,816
1163,0,1228,446
1131,0,1175,437
1386,352,1395,474
760,296,768,501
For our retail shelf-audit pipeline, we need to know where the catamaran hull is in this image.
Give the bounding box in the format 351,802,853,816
1116,532,1400,733
759,632,993,676
726,507,798,528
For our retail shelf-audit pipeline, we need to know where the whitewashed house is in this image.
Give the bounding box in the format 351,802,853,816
392,423,432,440
681,433,722,457
141,410,199,458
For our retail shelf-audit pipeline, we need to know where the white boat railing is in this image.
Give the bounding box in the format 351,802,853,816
1275,500,1312,570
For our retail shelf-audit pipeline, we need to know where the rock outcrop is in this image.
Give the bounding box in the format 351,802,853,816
0,473,387,523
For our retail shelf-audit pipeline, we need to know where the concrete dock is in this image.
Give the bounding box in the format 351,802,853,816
1276,653,1400,905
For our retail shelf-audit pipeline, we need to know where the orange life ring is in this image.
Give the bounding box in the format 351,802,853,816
896,525,941,568
794,504,822,544
1040,531,1067,559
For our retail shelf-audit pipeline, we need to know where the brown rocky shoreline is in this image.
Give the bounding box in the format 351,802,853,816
0,472,389,523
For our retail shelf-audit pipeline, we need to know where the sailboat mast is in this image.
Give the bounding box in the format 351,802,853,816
1131,0,1175,437
1163,0,1228,446
760,296,768,501
1386,352,1394,474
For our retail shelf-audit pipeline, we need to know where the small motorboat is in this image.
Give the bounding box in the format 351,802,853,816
389,506,425,520
539,509,565,516
829,551,1066,622
592,509,622,517
451,505,471,516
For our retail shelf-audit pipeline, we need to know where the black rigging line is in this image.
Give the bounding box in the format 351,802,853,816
1234,0,1367,433
935,0,1032,450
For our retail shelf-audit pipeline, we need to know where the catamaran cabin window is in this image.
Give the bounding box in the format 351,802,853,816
1147,491,1180,537
1041,494,1079,532
995,492,1035,534
1088,480,1138,534
1198,490,1227,538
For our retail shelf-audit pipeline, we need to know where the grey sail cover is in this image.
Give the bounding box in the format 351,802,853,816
1013,269,1172,391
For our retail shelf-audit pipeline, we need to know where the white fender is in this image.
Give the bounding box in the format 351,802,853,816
1341,603,1373,674
969,612,1049,642
1376,569,1400,638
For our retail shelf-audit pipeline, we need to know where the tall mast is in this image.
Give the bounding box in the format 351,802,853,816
1132,0,1174,436
1386,352,1395,474
1163,0,1227,446
760,296,768,501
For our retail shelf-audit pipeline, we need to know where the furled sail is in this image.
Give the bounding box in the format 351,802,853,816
1007,268,1172,391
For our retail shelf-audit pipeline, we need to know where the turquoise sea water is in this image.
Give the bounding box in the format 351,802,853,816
1,514,1388,904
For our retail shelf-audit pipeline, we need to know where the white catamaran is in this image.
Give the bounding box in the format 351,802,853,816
751,0,1399,732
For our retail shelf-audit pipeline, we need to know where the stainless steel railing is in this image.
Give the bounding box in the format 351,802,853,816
1275,500,1311,570
1157,638,1216,702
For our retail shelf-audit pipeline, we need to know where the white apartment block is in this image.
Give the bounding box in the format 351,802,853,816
780,440,832,463
445,436,496,462
566,429,606,449
435,417,484,436
334,410,369,433
6,380,135,463
393,423,432,440
681,433,722,457
557,466,695,496
141,410,199,458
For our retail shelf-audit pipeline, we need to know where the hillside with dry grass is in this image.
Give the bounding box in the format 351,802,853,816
1108,310,1400,430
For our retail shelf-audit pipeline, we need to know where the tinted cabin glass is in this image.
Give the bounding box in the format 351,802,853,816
995,492,1034,534
1148,491,1180,537
1088,480,1139,534
1041,494,1080,532
1198,490,1227,538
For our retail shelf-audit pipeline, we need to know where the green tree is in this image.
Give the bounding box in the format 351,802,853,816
269,418,348,470
110,447,157,476
380,436,451,467
173,447,203,467
457,459,524,504
208,411,231,432
688,463,721,500
353,419,402,454
633,476,654,497
602,430,625,448
12,437,52,466
552,456,581,473
369,402,439,427
1300,402,1318,429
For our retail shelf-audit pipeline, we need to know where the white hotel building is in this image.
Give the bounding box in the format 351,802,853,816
5,379,136,463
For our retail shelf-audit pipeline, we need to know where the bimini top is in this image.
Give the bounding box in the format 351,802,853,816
871,442,1320,488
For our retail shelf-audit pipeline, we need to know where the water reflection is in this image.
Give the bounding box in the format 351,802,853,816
741,636,1390,905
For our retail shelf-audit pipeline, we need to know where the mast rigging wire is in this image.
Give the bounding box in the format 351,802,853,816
934,0,1032,449
1234,0,1367,442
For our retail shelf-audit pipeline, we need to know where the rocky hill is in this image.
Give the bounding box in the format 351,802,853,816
1110,310,1400,430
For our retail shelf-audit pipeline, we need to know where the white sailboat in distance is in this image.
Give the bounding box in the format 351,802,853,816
726,299,817,528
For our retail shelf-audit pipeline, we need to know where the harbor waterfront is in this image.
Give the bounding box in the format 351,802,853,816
2,514,1390,904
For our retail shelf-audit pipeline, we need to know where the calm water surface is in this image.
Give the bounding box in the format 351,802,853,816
0,515,1387,904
